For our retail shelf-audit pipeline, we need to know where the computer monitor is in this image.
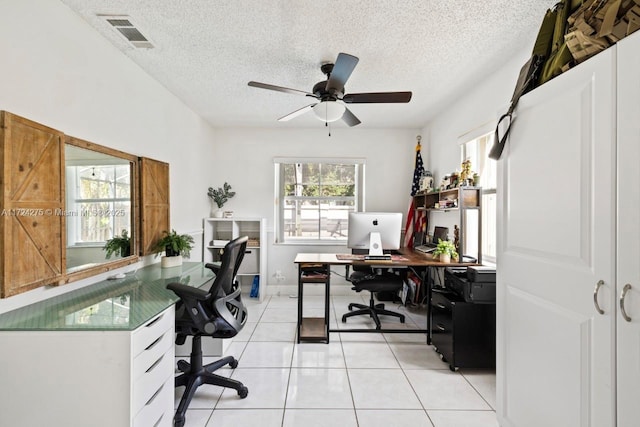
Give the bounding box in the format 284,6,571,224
347,212,403,256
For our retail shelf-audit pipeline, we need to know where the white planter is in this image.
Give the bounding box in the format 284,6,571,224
212,210,224,218
161,255,182,268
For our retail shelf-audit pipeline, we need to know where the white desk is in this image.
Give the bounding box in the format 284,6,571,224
0,263,214,427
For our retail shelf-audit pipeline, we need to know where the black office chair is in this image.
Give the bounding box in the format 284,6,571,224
342,267,405,329
167,236,249,427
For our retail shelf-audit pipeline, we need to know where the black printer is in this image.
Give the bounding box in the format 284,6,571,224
444,266,496,303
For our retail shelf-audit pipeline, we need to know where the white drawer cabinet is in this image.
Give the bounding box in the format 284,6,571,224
0,306,175,427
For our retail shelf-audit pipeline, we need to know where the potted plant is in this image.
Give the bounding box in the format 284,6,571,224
154,229,195,268
207,182,236,217
432,239,458,263
103,229,131,259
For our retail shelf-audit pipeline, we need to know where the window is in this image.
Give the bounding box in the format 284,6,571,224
66,164,131,246
274,158,364,244
461,133,497,263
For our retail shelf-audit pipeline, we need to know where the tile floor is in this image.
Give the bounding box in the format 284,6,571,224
175,294,498,427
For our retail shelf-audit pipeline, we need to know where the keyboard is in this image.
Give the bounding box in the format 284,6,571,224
364,254,392,261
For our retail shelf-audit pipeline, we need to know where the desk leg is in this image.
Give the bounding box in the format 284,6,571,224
297,265,303,344
426,267,433,345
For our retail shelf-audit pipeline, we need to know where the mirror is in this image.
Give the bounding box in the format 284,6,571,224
64,139,138,274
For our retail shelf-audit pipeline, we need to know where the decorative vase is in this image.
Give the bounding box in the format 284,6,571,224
440,253,451,263
213,210,224,218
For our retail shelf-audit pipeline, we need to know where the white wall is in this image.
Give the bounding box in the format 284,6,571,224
210,127,420,291
423,48,532,182
0,0,216,313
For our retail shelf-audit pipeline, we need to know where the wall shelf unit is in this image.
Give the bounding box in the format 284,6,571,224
414,186,482,263
203,217,266,301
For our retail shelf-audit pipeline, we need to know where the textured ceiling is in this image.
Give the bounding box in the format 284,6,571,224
59,0,552,129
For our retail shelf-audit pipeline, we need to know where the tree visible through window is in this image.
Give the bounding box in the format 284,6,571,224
275,159,364,243
66,165,131,245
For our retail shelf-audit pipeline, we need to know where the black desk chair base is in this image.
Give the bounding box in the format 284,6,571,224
174,335,248,427
342,292,405,329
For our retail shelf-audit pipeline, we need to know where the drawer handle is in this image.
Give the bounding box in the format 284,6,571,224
145,383,165,406
620,284,632,322
593,280,605,315
436,303,447,309
436,323,446,331
145,334,164,351
146,355,164,374
145,314,163,328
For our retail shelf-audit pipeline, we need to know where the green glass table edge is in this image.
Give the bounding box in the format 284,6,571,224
0,262,215,332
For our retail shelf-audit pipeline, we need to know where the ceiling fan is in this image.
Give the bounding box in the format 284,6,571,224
248,53,412,127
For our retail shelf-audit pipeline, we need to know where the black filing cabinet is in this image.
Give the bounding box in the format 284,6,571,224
431,288,496,371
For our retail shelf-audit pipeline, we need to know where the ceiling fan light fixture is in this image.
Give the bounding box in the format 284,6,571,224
312,101,345,122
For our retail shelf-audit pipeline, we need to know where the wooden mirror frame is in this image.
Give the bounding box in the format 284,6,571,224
62,136,140,284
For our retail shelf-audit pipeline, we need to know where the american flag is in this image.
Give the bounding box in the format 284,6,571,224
404,142,426,248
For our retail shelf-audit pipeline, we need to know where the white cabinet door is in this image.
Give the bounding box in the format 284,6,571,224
496,48,616,427
616,30,640,427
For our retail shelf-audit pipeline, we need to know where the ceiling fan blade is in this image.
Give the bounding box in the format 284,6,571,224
277,103,317,122
343,91,412,104
248,81,315,97
341,107,361,127
325,53,359,93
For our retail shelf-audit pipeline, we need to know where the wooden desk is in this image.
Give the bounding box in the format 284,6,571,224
294,249,474,343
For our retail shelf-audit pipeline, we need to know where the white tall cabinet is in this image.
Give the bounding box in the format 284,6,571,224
615,31,640,427
497,31,640,427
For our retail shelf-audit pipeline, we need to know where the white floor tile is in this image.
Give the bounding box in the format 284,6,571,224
427,410,499,427
283,409,358,427
459,369,497,410
291,341,346,368
250,322,297,342
216,368,289,409
232,321,257,341
285,368,353,408
260,307,299,322
356,409,434,427
383,332,429,344
205,409,283,427
238,341,294,367
338,331,387,342
180,409,213,427
342,342,400,368
389,343,449,370
266,295,300,308
407,370,492,410
349,369,422,409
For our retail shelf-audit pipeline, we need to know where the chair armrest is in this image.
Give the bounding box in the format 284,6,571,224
167,282,211,301
167,282,217,334
205,262,221,274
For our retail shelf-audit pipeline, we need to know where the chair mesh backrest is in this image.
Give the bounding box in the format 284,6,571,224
210,236,248,296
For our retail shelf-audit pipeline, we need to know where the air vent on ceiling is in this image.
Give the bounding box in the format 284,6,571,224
99,15,154,49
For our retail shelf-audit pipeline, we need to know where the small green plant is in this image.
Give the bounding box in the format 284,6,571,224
432,239,458,261
103,229,131,259
154,229,195,258
207,182,236,209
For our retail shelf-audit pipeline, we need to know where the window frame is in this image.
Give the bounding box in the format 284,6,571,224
460,131,497,264
274,157,365,245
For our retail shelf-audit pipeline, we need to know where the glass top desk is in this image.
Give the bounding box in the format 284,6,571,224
0,262,215,427
0,262,214,331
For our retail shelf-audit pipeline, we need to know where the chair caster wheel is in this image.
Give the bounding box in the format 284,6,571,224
341,316,347,323
238,386,249,398
449,365,457,372
400,317,405,323
229,359,239,369
174,415,185,427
